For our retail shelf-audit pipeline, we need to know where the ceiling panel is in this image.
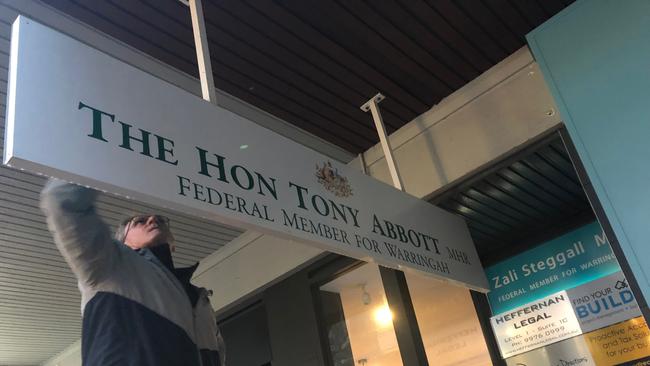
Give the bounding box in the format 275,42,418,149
0,161,244,365
435,136,595,266
0,160,244,364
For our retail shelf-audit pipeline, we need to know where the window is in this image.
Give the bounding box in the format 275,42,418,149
404,271,491,366
319,263,403,366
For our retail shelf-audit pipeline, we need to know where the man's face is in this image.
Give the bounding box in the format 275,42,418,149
123,215,172,250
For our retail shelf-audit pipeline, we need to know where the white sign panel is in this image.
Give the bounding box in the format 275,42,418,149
3,17,488,290
505,336,596,366
491,291,582,358
567,271,641,333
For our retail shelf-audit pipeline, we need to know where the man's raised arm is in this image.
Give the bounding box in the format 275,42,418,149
40,178,120,287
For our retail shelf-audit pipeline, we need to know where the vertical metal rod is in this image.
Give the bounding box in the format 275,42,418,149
358,153,368,175
363,94,429,364
470,291,507,366
189,0,217,104
361,93,404,190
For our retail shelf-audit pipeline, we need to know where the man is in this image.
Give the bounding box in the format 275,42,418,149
40,179,225,365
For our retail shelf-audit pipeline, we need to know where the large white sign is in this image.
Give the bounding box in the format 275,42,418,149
3,17,488,290
491,291,582,358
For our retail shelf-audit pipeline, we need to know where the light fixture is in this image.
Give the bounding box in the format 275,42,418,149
240,144,249,150
374,305,393,327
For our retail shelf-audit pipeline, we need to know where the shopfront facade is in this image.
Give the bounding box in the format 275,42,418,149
2,1,650,365
196,1,650,364
212,131,648,366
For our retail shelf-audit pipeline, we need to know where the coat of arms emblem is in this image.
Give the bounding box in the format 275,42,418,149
315,161,353,198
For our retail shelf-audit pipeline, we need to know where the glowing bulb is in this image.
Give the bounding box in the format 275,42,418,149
374,305,393,327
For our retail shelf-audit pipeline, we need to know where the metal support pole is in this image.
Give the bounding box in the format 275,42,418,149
358,153,368,175
361,95,428,364
361,93,404,191
188,0,217,104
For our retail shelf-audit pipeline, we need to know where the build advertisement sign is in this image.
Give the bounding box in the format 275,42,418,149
567,272,641,334
3,17,488,290
488,222,649,364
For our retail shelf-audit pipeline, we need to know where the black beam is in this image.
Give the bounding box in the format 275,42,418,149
379,266,429,366
471,291,507,366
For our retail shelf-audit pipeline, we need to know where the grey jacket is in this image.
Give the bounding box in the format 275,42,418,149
40,179,225,366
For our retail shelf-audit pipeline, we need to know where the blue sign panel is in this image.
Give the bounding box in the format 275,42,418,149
528,0,650,311
486,222,620,314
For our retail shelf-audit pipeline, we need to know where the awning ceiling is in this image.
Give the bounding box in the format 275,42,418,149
41,0,574,154
434,135,594,266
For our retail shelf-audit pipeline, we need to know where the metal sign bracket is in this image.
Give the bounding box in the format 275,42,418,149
361,93,404,191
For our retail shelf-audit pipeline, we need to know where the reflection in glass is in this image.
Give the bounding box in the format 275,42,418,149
405,271,492,366
319,264,403,366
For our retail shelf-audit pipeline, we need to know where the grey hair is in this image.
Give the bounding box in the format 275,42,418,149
114,215,175,245
114,216,135,243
